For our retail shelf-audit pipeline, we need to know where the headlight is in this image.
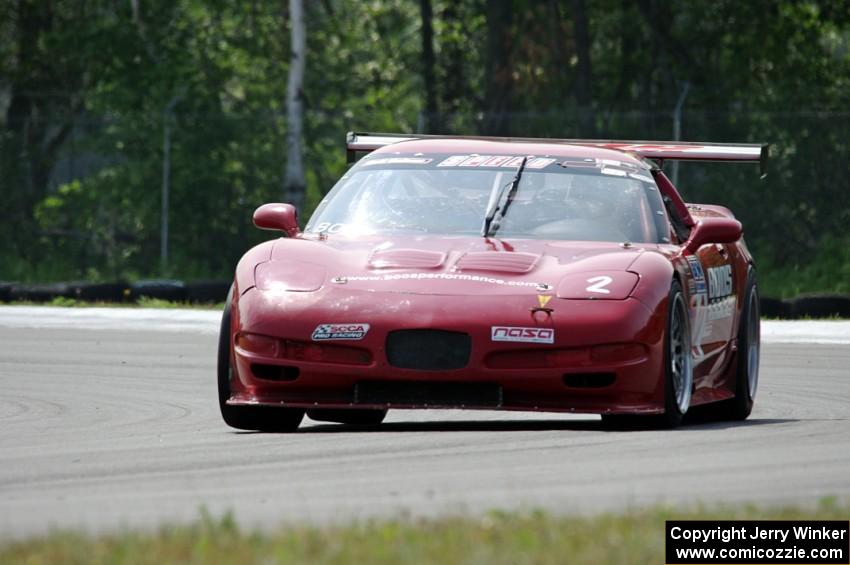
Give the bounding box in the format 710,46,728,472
254,260,326,292
556,271,639,300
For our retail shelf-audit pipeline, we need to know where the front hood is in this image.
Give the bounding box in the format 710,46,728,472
259,234,650,296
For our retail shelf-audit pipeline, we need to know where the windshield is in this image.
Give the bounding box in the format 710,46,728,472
305,153,670,243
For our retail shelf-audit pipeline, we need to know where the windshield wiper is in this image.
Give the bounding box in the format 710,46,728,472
482,156,528,237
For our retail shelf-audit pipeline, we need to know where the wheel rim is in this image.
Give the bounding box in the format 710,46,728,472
746,288,760,399
670,293,693,414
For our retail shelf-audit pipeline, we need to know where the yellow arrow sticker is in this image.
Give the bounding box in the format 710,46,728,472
537,295,553,308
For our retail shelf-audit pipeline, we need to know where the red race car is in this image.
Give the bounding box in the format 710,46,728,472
218,132,766,431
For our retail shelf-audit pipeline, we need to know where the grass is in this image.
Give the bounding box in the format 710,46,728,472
135,297,224,310
1,500,847,565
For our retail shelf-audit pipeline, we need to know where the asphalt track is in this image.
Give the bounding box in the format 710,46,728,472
0,307,848,539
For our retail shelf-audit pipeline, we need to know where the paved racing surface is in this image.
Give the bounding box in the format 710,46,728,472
1,307,849,538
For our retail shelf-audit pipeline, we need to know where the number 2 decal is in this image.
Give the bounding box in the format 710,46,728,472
586,275,613,294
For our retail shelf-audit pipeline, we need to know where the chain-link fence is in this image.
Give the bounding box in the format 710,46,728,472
2,107,848,290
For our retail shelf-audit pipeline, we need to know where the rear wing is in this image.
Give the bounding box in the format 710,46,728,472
345,132,769,176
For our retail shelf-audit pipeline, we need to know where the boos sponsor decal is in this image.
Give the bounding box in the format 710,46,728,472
312,323,370,341
491,326,554,344
707,264,733,300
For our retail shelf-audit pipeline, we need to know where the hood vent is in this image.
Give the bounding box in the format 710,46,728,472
369,248,446,269
454,252,540,274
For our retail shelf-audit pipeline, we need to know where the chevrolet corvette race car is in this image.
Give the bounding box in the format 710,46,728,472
218,132,766,431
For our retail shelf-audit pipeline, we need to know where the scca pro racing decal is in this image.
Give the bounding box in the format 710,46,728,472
491,326,554,344
312,323,370,341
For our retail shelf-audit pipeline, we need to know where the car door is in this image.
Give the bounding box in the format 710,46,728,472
652,169,739,386
688,237,737,383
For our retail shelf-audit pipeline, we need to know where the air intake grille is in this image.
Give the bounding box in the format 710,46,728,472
386,329,471,370
454,251,539,273
562,372,616,388
355,381,502,407
369,248,446,269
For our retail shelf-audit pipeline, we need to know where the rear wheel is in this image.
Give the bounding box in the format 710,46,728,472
602,279,692,430
217,288,304,432
712,269,759,420
307,409,387,426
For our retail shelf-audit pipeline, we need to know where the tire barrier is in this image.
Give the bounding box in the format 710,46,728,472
68,281,131,302
130,279,188,302
0,282,13,303
185,280,231,304
789,293,850,319
758,297,790,319
1,280,848,317
9,282,71,302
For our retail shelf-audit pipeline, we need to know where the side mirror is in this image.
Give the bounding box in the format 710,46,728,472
253,203,300,237
684,217,742,253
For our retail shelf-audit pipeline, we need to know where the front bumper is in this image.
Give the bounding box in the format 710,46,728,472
227,287,667,414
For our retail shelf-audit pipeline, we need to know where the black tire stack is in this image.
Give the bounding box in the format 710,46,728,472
0,279,846,315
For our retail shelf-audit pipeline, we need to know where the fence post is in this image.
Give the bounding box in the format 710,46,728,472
671,81,690,186
160,91,184,274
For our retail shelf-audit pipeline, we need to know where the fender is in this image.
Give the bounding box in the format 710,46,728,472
235,240,276,296
627,251,677,313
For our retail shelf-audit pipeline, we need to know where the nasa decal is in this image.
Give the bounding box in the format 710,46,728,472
312,323,370,341
491,326,554,344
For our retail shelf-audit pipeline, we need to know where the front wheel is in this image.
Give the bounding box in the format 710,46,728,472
217,287,304,432
660,279,694,428
602,279,693,430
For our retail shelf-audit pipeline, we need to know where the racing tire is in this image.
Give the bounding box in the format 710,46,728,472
217,287,304,432
306,408,387,426
716,268,760,420
602,279,692,430
658,279,693,428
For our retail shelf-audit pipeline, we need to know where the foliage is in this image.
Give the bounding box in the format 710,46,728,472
758,235,850,298
1,1,849,292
